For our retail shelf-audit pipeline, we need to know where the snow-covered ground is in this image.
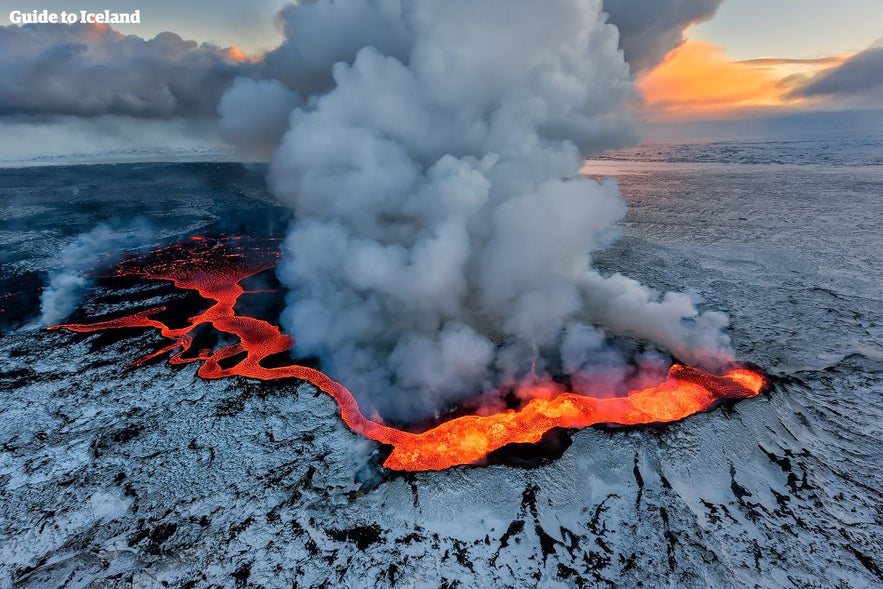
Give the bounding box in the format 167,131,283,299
1,155,881,587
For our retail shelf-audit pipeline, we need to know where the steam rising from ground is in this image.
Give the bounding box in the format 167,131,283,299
215,0,736,421
38,221,155,327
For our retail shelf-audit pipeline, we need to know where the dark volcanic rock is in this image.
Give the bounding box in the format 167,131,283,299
1,161,881,588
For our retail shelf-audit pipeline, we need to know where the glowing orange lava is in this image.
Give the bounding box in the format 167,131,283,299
51,236,768,472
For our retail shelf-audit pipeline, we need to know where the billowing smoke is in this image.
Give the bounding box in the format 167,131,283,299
261,0,412,95
602,0,723,73
217,78,303,159
216,0,727,159
214,0,735,422
38,221,155,327
0,23,250,118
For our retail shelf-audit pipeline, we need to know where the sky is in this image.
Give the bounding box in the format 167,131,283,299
1,0,291,52
691,0,883,60
636,0,883,122
4,0,881,59
0,0,881,159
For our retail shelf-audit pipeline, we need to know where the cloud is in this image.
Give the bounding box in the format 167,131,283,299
217,78,302,159
602,0,723,73
736,56,846,67
1,1,744,420
261,0,412,96
0,0,723,140
0,116,227,166
245,0,735,422
214,0,414,160
636,37,881,121
638,40,787,120
788,46,883,101
636,40,850,121
0,23,250,118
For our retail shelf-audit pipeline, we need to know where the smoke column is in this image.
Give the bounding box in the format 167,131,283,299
221,0,734,422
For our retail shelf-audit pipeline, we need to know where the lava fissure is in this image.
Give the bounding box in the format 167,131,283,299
51,237,767,471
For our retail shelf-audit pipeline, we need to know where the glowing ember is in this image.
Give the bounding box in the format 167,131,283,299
51,236,768,472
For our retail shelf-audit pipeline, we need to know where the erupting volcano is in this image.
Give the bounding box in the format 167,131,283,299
52,236,767,472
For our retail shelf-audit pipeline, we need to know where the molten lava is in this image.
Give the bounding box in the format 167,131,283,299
51,236,767,472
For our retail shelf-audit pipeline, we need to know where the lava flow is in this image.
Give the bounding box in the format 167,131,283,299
51,236,768,472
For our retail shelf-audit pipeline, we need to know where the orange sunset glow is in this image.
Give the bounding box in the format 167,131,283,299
637,39,850,121
223,45,252,63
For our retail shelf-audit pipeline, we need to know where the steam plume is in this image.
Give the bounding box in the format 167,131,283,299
602,0,724,73
38,221,154,327
217,78,303,159
221,0,735,422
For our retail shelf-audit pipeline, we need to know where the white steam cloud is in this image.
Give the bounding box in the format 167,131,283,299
38,221,155,327
602,0,723,73
219,0,735,421
218,78,303,159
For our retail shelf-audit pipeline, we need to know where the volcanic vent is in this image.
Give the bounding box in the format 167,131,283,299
52,236,767,472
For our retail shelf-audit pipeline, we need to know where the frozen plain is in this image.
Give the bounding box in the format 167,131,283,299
0,146,881,587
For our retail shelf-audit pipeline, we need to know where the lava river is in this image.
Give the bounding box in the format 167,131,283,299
51,236,768,472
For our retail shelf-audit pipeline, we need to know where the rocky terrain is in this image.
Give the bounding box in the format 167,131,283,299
1,159,881,587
